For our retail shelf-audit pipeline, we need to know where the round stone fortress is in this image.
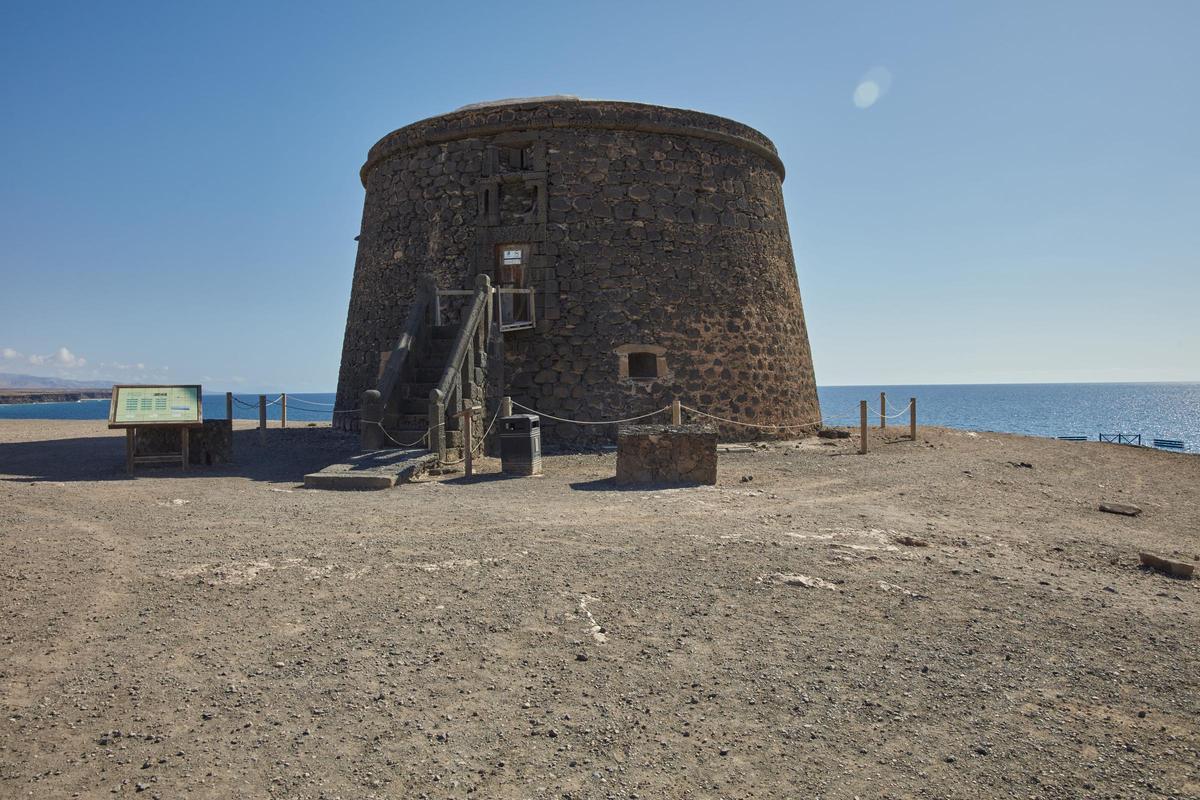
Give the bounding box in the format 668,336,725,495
334,97,820,443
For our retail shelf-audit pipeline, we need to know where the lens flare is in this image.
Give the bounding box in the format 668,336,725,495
853,67,892,109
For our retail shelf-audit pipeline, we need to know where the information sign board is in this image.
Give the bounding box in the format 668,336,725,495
108,385,203,427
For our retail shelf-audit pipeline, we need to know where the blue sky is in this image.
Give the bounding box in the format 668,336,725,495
1,1,1196,391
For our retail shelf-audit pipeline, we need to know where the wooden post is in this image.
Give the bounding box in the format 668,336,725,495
910,397,917,441
463,400,474,478
859,400,868,455
180,427,189,472
429,389,446,463
671,398,682,426
258,394,267,445
500,396,513,418
880,391,887,429
126,428,135,475
225,391,233,421
280,393,287,428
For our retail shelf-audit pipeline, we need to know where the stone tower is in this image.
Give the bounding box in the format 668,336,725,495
335,97,819,444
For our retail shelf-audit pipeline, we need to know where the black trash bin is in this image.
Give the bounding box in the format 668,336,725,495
500,414,541,476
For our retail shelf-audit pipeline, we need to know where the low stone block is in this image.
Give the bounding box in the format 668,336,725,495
616,424,717,486
1139,552,1195,578
134,420,233,466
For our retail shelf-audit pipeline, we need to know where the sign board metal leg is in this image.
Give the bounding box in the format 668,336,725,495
126,428,135,475
180,427,189,471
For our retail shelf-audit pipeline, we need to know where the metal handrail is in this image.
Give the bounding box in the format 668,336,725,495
429,274,493,461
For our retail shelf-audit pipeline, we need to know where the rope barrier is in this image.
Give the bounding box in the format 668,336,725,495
873,401,914,419
511,400,669,426
821,410,869,421
230,395,284,407
365,421,429,449
285,398,337,408
440,409,501,466
681,405,820,431
224,390,918,454
820,401,914,421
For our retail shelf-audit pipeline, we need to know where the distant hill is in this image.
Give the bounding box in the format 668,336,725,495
0,372,114,389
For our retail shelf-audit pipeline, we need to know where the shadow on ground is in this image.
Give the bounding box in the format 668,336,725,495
0,428,360,484
440,472,529,486
568,477,709,492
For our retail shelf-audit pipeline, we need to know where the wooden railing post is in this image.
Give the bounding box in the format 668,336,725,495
501,396,513,418
429,388,446,463
225,391,233,421
880,391,887,430
910,397,917,441
859,400,868,455
258,395,267,445
463,399,474,478
281,393,287,428
671,398,682,425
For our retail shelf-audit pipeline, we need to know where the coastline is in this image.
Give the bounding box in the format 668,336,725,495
0,389,111,405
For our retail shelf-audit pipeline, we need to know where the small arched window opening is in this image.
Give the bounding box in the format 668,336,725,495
628,352,659,380
616,344,668,382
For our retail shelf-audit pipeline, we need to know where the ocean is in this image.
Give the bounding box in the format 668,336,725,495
0,393,341,424
1,383,1196,451
817,383,1198,450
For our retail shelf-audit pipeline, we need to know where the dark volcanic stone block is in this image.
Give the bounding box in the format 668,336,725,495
616,424,717,486
134,420,233,466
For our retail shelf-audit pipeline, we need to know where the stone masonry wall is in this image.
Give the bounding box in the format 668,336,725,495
335,99,820,444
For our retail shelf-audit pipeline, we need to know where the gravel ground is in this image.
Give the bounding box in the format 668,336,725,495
1,419,1197,799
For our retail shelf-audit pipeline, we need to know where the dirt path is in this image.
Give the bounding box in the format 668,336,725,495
1,420,1197,798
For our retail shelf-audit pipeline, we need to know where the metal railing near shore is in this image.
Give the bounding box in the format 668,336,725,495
1055,433,1187,451
1099,432,1142,446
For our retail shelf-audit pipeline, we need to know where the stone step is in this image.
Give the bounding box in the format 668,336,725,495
304,448,438,491
397,398,429,414
429,340,453,358
413,367,445,384
432,324,457,340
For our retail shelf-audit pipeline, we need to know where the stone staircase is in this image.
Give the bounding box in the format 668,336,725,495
379,323,465,458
